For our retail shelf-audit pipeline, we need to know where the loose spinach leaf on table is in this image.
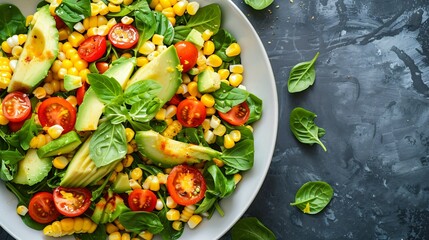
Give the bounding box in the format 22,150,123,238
55,0,91,29
244,0,274,10
231,217,276,240
213,82,249,113
287,52,320,93
119,211,164,234
0,4,27,43
289,107,327,151
290,181,334,214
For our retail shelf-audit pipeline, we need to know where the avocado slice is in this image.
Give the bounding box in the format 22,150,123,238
125,45,182,105
111,172,131,193
7,5,59,93
13,149,52,186
75,57,136,131
135,130,221,168
185,29,204,49
37,131,82,158
197,69,221,93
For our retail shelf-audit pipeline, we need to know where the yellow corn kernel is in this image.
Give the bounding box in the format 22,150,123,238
57,68,68,79
121,16,134,25
74,59,88,71
127,143,134,154
179,205,195,222
173,1,187,16
108,3,121,12
106,223,119,234
155,108,166,121
152,34,165,46
139,231,153,240
149,176,160,191
122,154,134,168
203,41,215,55
98,1,110,15
0,115,9,125
224,134,235,149
206,54,222,67
200,94,215,107
1,41,11,53
115,161,124,172
233,173,242,184
187,215,202,229
166,196,177,209
165,105,177,118
62,59,73,69
129,178,142,189
162,120,182,138
51,220,63,237
90,3,101,16
68,32,85,48
150,0,160,8
205,106,216,116
121,52,133,58
167,16,176,26
83,17,90,30
16,205,28,216
201,118,210,130
11,45,22,57
162,7,175,18
131,168,143,180
109,231,122,240
59,218,75,235
229,64,244,74
147,51,160,61
187,81,199,97
201,29,213,41
124,128,135,142
213,124,226,136
154,3,163,12
123,0,133,5
110,0,123,4
66,95,78,107
62,41,73,53
160,0,171,8
89,16,98,28
139,41,156,55
213,158,224,167
155,199,164,210
97,15,108,26
32,87,46,99
72,217,83,233
53,156,69,169
216,69,228,80
186,1,199,15
136,56,149,67
229,73,243,87
166,209,180,221
230,130,242,142
79,69,91,83
226,43,241,57
122,233,131,240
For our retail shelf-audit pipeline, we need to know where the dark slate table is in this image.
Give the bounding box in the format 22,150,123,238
2,0,429,239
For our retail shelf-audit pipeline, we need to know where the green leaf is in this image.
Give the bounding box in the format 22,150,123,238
290,181,334,214
104,104,128,124
119,211,164,234
157,200,183,240
244,0,274,10
213,82,249,113
221,139,254,171
246,94,263,124
289,107,327,151
129,98,163,123
133,1,156,55
87,73,123,104
56,0,91,29
123,80,162,105
172,26,191,43
0,149,24,164
231,217,276,240
89,121,127,167
75,224,107,240
0,4,27,43
212,29,237,62
186,4,221,34
205,164,235,198
154,11,175,45
287,52,319,93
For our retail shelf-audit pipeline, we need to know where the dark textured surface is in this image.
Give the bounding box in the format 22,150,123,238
2,0,429,239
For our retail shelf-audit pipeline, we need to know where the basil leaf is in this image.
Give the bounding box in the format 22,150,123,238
244,0,274,10
87,73,123,104
287,52,319,93
231,217,276,240
290,181,334,214
213,82,249,113
133,1,156,55
104,104,128,124
123,80,163,105
56,0,91,29
129,98,163,122
119,211,164,234
246,94,263,124
186,4,221,34
220,139,254,171
212,29,237,62
154,12,175,45
89,121,127,167
0,4,27,43
289,107,327,151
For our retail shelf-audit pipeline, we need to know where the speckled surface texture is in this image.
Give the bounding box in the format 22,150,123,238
2,0,429,239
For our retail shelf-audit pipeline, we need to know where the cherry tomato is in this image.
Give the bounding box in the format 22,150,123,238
2,92,32,123
108,23,139,49
28,192,60,224
167,165,206,206
53,187,92,217
176,98,206,128
174,41,198,72
96,61,109,74
38,97,76,133
8,112,31,132
218,102,250,126
54,15,66,30
78,35,107,62
128,189,157,212
76,81,87,105
168,94,183,106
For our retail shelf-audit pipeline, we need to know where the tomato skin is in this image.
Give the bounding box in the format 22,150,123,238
38,97,76,133
78,35,107,62
28,192,60,224
174,41,198,72
168,94,183,106
54,15,66,30
218,102,250,126
176,98,206,128
53,187,92,217
2,92,32,123
108,23,140,49
128,189,157,212
76,81,87,105
96,62,109,74
166,165,206,206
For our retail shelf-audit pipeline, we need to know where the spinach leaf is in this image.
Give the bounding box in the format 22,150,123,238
213,82,249,113
0,161,17,181
87,73,123,104
138,163,163,176
154,11,175,45
212,29,237,62
55,0,91,29
0,149,24,165
186,4,221,34
0,4,27,42
175,127,206,145
287,52,319,93
172,26,191,43
119,211,164,234
89,121,127,167
289,107,327,151
194,192,217,215
157,201,183,240
220,139,254,171
133,1,156,55
244,0,274,10
123,80,163,105
76,224,107,240
246,94,263,124
290,181,334,214
4,116,41,150
231,217,276,240
150,120,167,133
205,164,235,198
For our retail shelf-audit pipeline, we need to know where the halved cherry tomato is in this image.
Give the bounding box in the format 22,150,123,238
218,102,250,126
54,15,66,30
76,81,87,105
108,23,139,49
128,189,157,212
96,61,109,74
78,35,107,62
8,112,31,132
174,41,198,72
53,187,92,217
168,94,184,106
28,192,60,224
176,98,206,127
38,97,76,133
2,92,32,123
167,165,206,206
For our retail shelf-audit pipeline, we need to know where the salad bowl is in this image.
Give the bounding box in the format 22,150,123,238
0,0,278,239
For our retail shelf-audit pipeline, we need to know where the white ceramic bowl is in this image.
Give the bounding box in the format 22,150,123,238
0,1,278,239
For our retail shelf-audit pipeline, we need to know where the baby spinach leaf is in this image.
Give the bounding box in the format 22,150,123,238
0,4,27,43
244,0,274,10
213,82,249,113
87,73,123,105
75,224,107,240
194,192,218,215
119,211,164,234
231,217,276,240
205,164,235,198
287,52,319,93
157,202,183,240
186,4,221,34
56,0,91,29
133,1,156,55
221,139,254,171
154,11,175,45
212,29,237,62
123,80,163,105
290,181,334,214
246,94,263,124
289,107,327,151
172,26,191,43
175,127,206,145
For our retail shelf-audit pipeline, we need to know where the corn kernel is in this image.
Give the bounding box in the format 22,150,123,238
229,73,243,87
226,43,241,57
122,155,134,167
52,156,69,170
165,105,177,118
230,130,242,142
74,22,86,33
229,64,244,74
139,41,156,55
203,41,215,55
202,29,213,41
204,130,216,144
213,124,226,136
108,3,121,12
47,124,64,139
200,94,215,107
187,1,199,15
224,134,235,149
154,3,163,12
114,162,124,172
210,115,221,129
109,231,122,240
0,115,9,125
129,179,142,189
187,215,202,229
139,231,153,240
33,87,47,99
131,168,143,180
136,56,149,67
123,0,133,5
90,3,101,16
166,209,180,221
162,7,175,18
110,0,123,4
16,205,28,216
172,221,183,231
233,173,242,184
206,54,222,67
1,41,12,53
68,32,85,48
121,16,134,25
213,158,224,167
98,1,110,15
173,1,187,16
97,15,108,26
187,81,199,97
106,223,119,234
160,0,171,8
155,199,164,210
152,34,165,46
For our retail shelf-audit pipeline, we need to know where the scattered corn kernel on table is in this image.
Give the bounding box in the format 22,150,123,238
2,0,429,239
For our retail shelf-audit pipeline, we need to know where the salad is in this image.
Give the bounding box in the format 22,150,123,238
0,0,263,239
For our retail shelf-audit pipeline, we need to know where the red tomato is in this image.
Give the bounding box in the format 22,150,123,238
167,165,206,206
28,192,60,224
2,92,32,123
218,102,250,126
8,112,31,132
54,15,66,30
168,94,183,106
76,81,87,105
176,98,206,127
96,61,109,74
174,41,198,72
128,189,157,212
38,97,76,133
78,35,107,62
108,23,139,49
53,187,92,217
